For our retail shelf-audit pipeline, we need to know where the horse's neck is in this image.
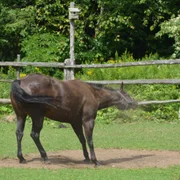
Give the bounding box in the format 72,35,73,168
96,89,117,110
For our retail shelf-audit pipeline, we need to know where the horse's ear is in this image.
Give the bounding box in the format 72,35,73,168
120,82,124,91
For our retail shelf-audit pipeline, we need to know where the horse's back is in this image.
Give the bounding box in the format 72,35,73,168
19,74,94,98
19,73,58,96
11,74,100,121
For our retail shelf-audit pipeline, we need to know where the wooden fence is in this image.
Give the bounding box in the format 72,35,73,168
1,58,180,83
1,58,180,105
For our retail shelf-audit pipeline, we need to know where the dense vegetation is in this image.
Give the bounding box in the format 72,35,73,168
0,0,180,122
0,0,180,62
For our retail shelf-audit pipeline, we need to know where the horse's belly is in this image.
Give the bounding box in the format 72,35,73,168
45,109,76,123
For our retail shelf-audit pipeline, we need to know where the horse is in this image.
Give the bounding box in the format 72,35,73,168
10,73,137,166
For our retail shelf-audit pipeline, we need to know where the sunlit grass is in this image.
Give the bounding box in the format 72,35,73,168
1,120,180,179
0,166,180,180
1,121,180,158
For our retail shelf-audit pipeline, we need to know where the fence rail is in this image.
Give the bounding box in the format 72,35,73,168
0,61,64,68
0,58,180,105
65,59,180,68
138,99,180,105
2,79,180,85
0,59,180,69
86,79,180,85
1,58,180,85
1,99,180,105
0,99,11,104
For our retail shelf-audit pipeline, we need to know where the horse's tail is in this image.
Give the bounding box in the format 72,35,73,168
11,80,61,109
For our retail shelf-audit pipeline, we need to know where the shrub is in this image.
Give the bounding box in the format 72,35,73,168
76,52,180,123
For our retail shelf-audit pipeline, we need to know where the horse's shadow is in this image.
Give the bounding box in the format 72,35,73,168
27,154,154,166
100,154,154,165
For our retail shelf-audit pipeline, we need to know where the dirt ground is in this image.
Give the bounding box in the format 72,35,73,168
1,148,180,169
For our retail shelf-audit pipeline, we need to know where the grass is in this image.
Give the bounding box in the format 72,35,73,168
0,120,180,158
0,166,180,180
1,120,180,179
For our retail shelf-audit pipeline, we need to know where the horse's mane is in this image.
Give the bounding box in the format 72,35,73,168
87,83,103,89
87,83,116,91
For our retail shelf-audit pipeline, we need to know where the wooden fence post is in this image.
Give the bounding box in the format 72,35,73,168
69,2,75,80
64,59,73,80
16,54,20,80
64,2,80,80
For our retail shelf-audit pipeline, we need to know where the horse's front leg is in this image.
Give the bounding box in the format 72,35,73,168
71,123,90,162
30,116,48,162
83,119,100,167
16,115,27,163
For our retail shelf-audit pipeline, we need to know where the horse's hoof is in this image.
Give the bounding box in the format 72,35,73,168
19,159,27,164
44,158,51,164
94,161,100,168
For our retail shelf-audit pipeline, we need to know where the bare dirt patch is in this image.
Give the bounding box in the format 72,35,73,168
1,148,180,169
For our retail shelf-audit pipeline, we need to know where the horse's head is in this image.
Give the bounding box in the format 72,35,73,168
115,83,137,110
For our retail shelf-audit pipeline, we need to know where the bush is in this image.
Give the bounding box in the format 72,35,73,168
157,15,180,58
76,52,180,123
0,67,16,116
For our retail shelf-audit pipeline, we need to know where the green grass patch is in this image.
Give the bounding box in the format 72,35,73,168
1,166,180,180
1,120,180,179
1,121,180,158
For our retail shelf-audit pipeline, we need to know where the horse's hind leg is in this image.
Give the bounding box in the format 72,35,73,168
83,119,100,166
30,115,48,162
16,114,27,163
71,123,90,162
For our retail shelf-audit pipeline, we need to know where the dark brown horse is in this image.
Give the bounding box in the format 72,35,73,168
10,73,137,166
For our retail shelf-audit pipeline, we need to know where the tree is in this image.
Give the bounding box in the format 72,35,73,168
0,0,180,64
21,0,70,63
0,3,36,61
157,14,180,58
83,0,178,59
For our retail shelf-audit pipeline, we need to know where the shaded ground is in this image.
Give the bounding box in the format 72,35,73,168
1,148,180,169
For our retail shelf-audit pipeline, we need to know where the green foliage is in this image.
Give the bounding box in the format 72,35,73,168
96,107,119,124
0,4,36,61
20,32,68,77
35,0,70,34
0,67,16,114
134,85,179,122
0,105,12,114
157,14,180,58
77,53,180,123
21,33,69,63
76,52,180,81
1,0,179,63
0,67,15,98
